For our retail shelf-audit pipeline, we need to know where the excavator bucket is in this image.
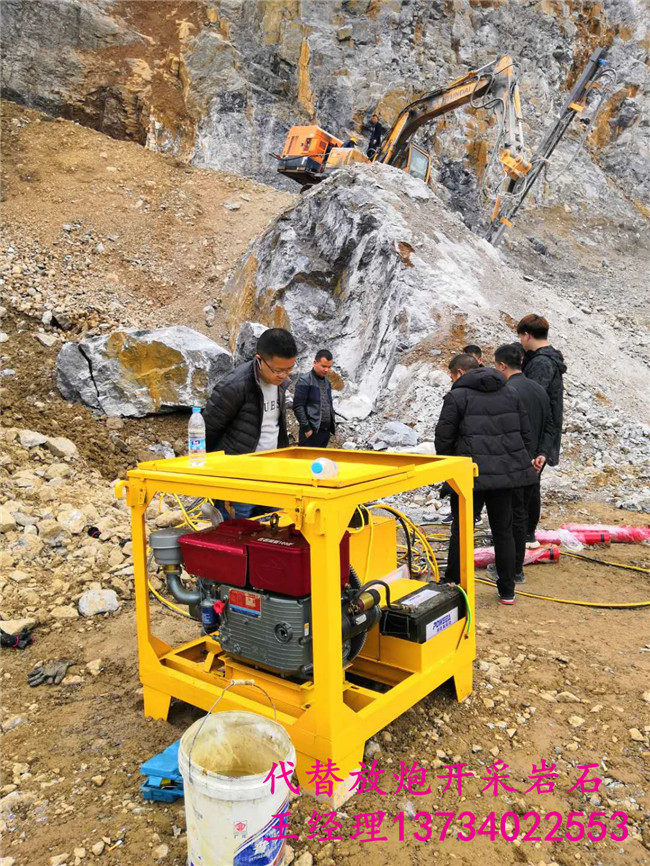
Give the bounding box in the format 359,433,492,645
324,147,371,170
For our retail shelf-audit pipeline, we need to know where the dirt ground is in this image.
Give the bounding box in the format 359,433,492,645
1,500,649,866
1,100,293,338
0,100,295,480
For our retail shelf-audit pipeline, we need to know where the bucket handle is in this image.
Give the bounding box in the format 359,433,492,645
187,679,278,785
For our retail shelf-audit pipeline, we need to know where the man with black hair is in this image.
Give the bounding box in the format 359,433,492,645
463,344,483,366
367,114,385,159
203,328,297,518
517,314,567,546
293,349,336,447
494,343,556,582
434,353,537,604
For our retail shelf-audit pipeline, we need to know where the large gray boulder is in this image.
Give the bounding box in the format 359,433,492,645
225,164,490,409
56,326,232,417
369,421,419,450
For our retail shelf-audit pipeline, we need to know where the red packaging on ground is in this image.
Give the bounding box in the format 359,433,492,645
525,545,560,564
474,547,496,567
535,530,563,545
571,529,611,545
536,529,611,546
474,545,560,567
562,523,650,543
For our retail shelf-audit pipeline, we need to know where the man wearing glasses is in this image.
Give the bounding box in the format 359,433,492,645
203,328,297,519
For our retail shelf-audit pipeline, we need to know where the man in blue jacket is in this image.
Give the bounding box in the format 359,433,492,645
293,349,336,447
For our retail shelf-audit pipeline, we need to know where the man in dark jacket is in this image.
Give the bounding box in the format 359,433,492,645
203,328,297,518
517,314,567,545
495,343,556,582
463,344,484,367
293,349,336,447
366,114,385,159
435,354,537,604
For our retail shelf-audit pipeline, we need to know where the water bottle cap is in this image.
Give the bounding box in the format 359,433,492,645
192,407,201,413
312,460,323,474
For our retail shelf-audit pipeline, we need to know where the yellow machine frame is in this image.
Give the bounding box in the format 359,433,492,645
117,448,477,803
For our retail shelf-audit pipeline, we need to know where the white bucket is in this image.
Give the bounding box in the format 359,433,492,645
179,710,296,866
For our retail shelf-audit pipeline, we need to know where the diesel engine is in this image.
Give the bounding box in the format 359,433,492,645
149,518,381,680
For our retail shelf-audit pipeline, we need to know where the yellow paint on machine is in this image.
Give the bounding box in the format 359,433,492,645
117,447,477,804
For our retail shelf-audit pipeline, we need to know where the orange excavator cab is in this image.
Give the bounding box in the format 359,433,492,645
277,125,343,186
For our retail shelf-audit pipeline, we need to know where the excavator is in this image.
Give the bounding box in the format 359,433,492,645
276,47,615,244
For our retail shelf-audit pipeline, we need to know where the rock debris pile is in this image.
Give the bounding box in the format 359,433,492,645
0,425,205,630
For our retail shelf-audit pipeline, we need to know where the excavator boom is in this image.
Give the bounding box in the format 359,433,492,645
375,56,517,170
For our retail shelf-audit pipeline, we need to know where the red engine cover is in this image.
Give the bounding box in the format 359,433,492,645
178,519,261,587
178,520,350,597
247,526,350,596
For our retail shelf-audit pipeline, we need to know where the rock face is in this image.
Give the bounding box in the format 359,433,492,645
3,0,648,206
223,165,650,475
226,165,469,406
1,0,142,135
56,326,232,417
234,322,268,366
0,0,201,152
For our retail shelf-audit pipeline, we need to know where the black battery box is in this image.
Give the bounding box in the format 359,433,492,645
380,583,466,644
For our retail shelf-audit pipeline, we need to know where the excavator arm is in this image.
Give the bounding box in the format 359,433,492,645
277,48,614,242
375,55,527,179
485,46,612,244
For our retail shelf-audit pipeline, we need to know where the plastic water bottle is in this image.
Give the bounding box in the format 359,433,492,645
188,408,206,467
311,457,339,480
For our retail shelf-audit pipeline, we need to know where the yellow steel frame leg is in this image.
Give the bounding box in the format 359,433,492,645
143,685,172,721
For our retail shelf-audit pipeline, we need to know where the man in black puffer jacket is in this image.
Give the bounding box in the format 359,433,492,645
435,354,538,604
517,314,567,545
495,343,556,583
203,328,297,518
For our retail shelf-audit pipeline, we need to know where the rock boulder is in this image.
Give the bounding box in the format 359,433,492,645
56,326,232,417
224,165,490,410
369,421,419,450
78,588,120,617
234,322,268,365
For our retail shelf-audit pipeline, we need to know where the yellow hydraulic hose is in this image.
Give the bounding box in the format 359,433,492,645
370,503,440,581
475,575,650,609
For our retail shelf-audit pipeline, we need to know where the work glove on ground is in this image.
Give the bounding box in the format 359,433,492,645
0,627,33,650
27,658,74,687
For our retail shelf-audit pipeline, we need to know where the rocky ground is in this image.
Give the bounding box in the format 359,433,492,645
0,101,293,340
1,102,650,866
